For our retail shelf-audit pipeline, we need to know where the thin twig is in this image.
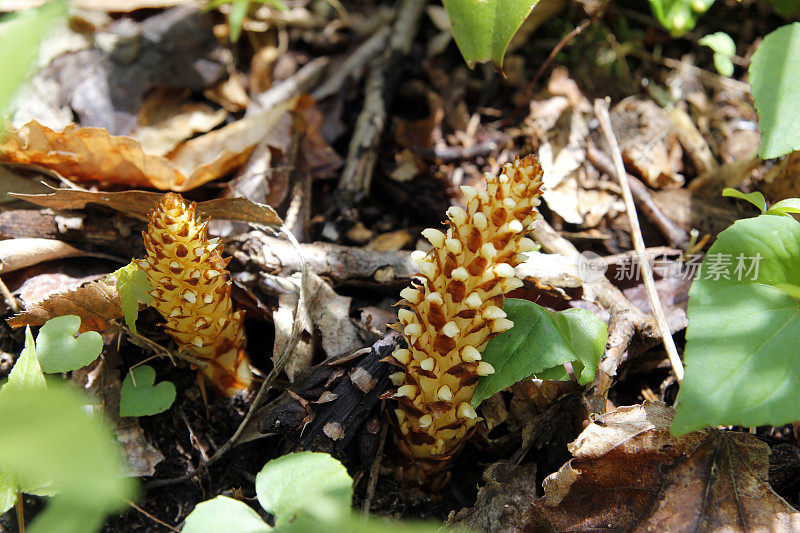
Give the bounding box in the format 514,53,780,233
594,98,684,383
527,4,607,93
362,416,389,516
124,499,180,532
0,271,21,313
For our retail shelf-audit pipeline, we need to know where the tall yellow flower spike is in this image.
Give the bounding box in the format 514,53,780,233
135,193,252,396
390,155,544,487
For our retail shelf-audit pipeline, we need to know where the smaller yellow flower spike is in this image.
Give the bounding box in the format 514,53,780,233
135,193,252,396
389,155,544,487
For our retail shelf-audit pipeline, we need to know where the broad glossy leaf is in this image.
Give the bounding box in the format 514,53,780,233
749,23,800,159
473,299,606,407
673,215,800,434
183,496,271,533
442,0,539,68
255,452,352,525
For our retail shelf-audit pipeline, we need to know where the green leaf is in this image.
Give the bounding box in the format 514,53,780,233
768,197,800,215
27,496,108,533
648,0,714,37
228,0,249,43
722,188,767,213
473,299,606,407
712,53,734,77
0,473,16,515
770,0,800,17
0,1,68,121
672,215,800,434
0,385,138,514
2,326,46,394
183,496,271,533
111,263,152,336
441,0,539,68
698,31,736,56
35,315,103,373
255,452,353,525
119,365,176,417
749,22,800,159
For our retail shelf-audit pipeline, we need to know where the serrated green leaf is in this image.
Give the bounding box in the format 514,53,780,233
672,215,800,434
698,31,736,56
112,262,152,336
119,365,176,417
473,299,606,407
442,0,539,68
35,315,103,373
722,188,767,213
749,22,800,159
183,496,271,533
0,385,137,515
255,452,352,525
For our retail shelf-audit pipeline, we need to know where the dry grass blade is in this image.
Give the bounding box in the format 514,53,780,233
594,98,684,383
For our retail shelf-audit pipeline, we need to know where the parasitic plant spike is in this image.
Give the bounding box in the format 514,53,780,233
391,155,544,487
135,193,252,396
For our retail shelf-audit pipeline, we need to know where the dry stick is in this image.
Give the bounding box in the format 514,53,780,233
0,271,21,313
586,145,690,247
594,98,684,383
362,417,389,516
525,4,607,95
124,499,181,533
145,226,308,490
337,0,426,195
312,25,391,101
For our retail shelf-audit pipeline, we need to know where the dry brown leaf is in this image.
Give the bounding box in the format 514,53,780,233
133,91,228,157
0,238,85,273
7,281,122,332
10,188,282,227
2,103,290,191
450,402,800,532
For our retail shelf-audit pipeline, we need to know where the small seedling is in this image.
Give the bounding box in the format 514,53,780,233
699,32,736,77
119,365,176,417
35,314,103,373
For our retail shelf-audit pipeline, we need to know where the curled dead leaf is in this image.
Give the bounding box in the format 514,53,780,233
2,104,290,192
10,188,282,227
7,281,122,333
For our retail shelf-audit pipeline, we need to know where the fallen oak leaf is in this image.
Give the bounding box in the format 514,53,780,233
10,188,282,227
7,281,122,332
35,315,104,373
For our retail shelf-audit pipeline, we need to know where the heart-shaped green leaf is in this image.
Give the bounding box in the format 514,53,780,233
255,452,352,525
473,299,606,407
111,262,152,336
35,315,103,373
183,495,271,533
442,0,539,68
119,365,176,417
673,214,800,434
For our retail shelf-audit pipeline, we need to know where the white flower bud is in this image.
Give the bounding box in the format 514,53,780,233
418,414,433,428
461,345,482,362
397,384,418,398
476,362,495,376
451,267,469,281
447,206,467,226
390,372,406,386
421,228,446,248
473,212,488,231
445,239,462,255
465,292,482,308
392,349,411,365
442,321,459,338
458,402,477,419
482,305,507,320
437,385,453,401
420,357,435,372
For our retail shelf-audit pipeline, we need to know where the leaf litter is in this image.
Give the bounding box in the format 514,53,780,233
1,1,800,532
